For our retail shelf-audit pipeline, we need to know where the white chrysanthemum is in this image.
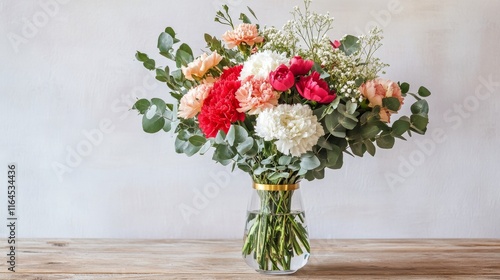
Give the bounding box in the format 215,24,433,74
255,104,324,157
240,50,289,80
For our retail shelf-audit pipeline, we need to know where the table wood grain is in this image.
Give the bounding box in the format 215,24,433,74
1,239,499,279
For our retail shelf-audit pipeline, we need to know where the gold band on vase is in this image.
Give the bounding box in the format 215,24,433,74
253,183,300,191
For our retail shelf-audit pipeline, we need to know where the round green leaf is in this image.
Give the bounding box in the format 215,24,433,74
188,135,207,147
410,114,429,132
399,82,410,94
300,154,321,170
382,97,401,111
391,119,410,137
133,99,150,114
158,32,174,53
340,35,360,56
411,100,429,114
376,134,395,149
142,108,164,134
418,86,431,97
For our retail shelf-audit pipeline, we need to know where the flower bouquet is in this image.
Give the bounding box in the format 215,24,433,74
133,0,431,274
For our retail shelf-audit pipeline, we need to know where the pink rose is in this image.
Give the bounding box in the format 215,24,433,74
359,78,404,122
296,72,336,103
269,64,295,91
289,56,314,76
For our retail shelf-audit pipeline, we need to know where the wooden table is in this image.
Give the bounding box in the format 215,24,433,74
1,239,499,279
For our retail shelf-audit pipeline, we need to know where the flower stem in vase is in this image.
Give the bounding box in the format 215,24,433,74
243,189,310,272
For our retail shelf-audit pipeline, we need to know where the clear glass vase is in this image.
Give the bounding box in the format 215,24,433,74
242,182,310,275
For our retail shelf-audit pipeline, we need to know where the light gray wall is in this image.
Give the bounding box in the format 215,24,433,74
1,0,499,238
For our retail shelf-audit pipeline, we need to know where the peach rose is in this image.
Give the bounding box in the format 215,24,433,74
236,76,280,115
178,83,213,119
222,23,264,49
359,78,404,122
181,51,223,81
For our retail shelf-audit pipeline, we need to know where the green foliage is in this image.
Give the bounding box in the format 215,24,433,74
132,4,433,184
340,35,360,56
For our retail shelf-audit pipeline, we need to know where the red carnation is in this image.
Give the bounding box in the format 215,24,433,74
198,79,245,138
220,65,243,81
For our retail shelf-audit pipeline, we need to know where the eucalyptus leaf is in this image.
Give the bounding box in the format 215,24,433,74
237,138,254,155
213,144,236,162
278,156,292,166
268,172,290,181
411,99,429,114
133,99,150,114
410,114,429,132
376,134,395,149
247,6,258,20
299,154,321,170
391,119,410,137
184,142,202,157
364,140,376,156
399,82,410,94
254,166,268,176
312,169,325,180
135,51,148,62
418,86,431,97
162,120,171,132
135,52,155,70
142,108,164,133
346,100,357,115
143,59,155,70
349,141,365,157
239,13,251,24
174,137,188,153
339,115,358,130
339,35,360,56
199,141,212,155
361,124,380,139
317,137,334,150
189,135,207,147
155,68,168,82
158,32,174,53
175,47,193,68
237,162,252,173
151,98,166,114
164,27,179,43
355,77,365,87
382,97,401,111
325,146,341,167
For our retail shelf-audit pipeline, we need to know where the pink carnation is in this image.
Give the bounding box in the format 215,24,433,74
359,78,404,122
222,23,264,49
236,76,280,115
178,83,213,119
